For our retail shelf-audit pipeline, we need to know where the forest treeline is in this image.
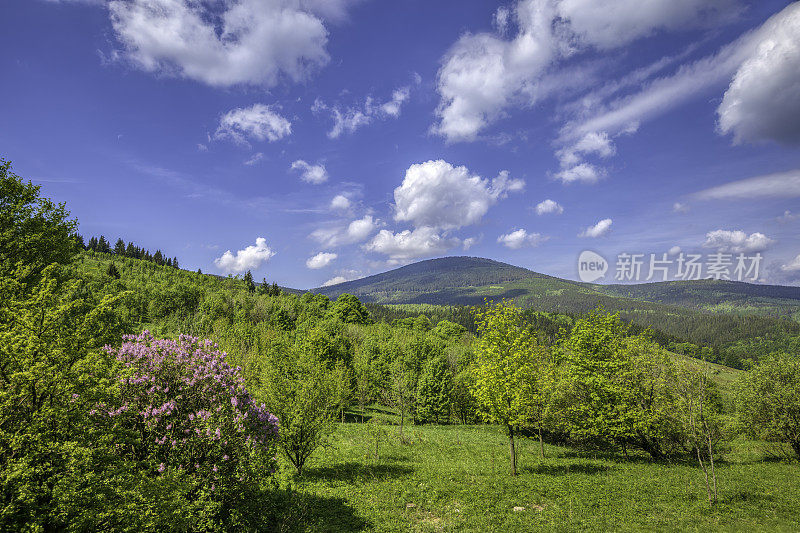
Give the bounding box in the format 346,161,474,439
3,158,800,529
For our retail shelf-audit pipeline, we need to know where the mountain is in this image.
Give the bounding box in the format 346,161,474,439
312,257,800,358
312,256,800,316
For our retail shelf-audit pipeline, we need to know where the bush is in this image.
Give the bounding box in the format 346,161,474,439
736,352,800,458
96,332,281,529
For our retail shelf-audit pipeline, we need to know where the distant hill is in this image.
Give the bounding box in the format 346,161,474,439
312,256,800,315
312,256,800,356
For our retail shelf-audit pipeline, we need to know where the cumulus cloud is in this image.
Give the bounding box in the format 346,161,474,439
291,160,328,184
215,104,291,144
310,215,379,247
321,276,348,286
214,237,275,273
535,199,563,215
330,194,351,211
691,169,800,201
364,226,459,262
393,160,524,230
718,3,800,145
579,218,613,238
703,230,775,253
108,0,334,88
781,254,800,272
497,228,547,249
553,163,604,184
306,251,337,269
314,84,414,138
432,0,562,142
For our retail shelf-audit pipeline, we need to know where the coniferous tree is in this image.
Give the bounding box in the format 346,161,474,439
97,235,110,253
172,257,179,269
114,238,126,255
73,234,85,250
166,258,173,268
106,262,120,279
243,270,256,293
88,236,98,251
125,242,135,257
271,282,280,296
153,250,164,265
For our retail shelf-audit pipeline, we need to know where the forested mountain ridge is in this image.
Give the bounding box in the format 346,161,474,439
312,256,800,319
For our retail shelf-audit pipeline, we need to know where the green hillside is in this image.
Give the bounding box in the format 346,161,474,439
312,256,800,366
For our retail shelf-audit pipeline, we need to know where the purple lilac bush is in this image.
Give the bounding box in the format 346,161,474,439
96,331,279,492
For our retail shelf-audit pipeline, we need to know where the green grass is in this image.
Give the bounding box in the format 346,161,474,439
280,423,800,532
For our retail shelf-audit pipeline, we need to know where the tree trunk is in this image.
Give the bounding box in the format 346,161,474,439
538,426,544,460
696,446,713,505
707,434,718,503
508,425,517,476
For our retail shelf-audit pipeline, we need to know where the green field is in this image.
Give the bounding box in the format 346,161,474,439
283,422,800,532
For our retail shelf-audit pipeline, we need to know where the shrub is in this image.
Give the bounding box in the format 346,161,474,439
97,332,280,529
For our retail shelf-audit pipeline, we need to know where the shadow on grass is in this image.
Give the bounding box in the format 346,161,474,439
275,491,371,533
523,462,610,475
301,461,414,483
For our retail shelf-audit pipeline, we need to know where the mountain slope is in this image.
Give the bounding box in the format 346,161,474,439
312,257,800,359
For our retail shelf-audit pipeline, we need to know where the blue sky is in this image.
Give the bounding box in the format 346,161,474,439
2,0,800,288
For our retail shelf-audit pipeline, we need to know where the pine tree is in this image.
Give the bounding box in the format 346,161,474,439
88,236,98,251
258,278,269,295
244,270,256,293
106,262,120,279
153,250,164,265
172,257,179,269
125,242,135,257
166,258,173,267
114,238,126,255
73,234,85,250
97,235,110,253
271,282,281,296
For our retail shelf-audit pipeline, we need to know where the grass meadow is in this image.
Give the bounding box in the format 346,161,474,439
277,416,800,532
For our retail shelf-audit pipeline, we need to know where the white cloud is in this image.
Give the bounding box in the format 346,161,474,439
781,254,800,272
703,230,775,253
673,202,689,213
393,160,523,230
497,229,547,249
691,169,800,201
432,0,562,142
244,152,264,166
306,251,337,269
432,0,743,143
291,160,328,184
380,87,411,117
779,210,800,223
553,163,604,184
322,276,348,286
556,0,742,50
215,104,291,144
316,85,413,138
668,245,681,255
329,194,351,211
364,226,459,262
462,237,479,250
535,199,563,215
556,131,616,167
579,218,613,238
718,3,800,145
310,215,379,247
214,237,275,273
108,0,332,88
